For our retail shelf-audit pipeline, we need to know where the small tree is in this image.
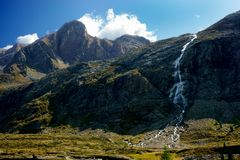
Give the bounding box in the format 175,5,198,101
220,122,223,129
221,153,224,160
161,147,173,160
228,152,233,160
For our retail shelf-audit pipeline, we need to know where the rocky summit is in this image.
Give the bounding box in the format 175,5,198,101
0,10,240,160
3,20,150,80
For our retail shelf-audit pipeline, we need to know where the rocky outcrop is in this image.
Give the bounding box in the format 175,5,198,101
183,33,240,122
0,44,24,69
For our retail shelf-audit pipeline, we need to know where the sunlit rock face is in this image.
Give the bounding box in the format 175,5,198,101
3,20,150,79
0,44,25,69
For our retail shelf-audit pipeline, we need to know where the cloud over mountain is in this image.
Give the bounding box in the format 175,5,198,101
2,45,13,50
78,9,157,42
16,33,39,45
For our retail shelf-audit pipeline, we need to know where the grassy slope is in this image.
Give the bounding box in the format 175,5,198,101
0,119,239,159
0,128,160,160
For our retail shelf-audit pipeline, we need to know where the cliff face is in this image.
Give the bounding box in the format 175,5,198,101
183,12,240,121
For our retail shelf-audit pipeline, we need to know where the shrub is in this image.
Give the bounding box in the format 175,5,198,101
161,147,173,160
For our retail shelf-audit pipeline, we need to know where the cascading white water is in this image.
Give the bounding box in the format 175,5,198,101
169,34,197,145
126,34,197,148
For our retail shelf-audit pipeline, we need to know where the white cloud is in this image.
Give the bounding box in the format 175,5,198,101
78,9,157,42
78,14,103,37
2,45,13,50
106,9,114,21
195,14,201,19
16,33,39,45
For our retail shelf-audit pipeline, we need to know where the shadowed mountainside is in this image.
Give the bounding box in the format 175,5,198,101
0,11,240,135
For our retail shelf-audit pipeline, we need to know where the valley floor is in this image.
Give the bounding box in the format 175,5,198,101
0,119,239,160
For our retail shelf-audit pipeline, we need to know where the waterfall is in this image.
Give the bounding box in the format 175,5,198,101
169,34,197,145
126,34,197,148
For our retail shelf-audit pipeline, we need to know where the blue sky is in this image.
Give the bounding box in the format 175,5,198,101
1,0,240,47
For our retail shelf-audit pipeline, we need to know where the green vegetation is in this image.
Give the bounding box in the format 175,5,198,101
161,147,173,160
0,129,169,160
232,119,240,128
0,119,239,159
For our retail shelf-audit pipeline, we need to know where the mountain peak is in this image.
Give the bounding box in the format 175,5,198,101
114,34,150,50
205,10,240,32
115,34,150,44
57,20,87,36
3,20,151,77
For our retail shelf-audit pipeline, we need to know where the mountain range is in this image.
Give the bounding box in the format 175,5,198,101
1,20,150,81
0,10,239,142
